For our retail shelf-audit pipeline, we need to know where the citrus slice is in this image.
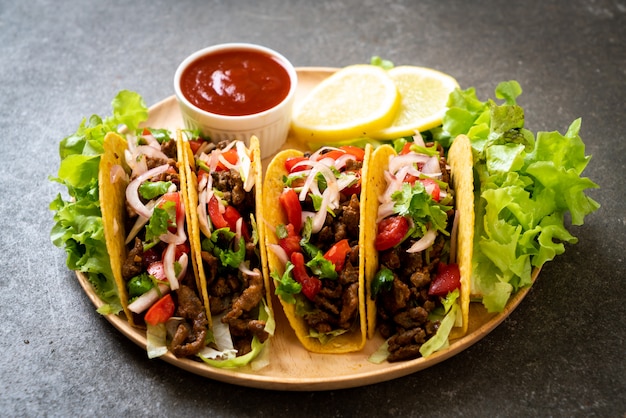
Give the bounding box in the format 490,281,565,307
291,65,400,143
372,66,459,139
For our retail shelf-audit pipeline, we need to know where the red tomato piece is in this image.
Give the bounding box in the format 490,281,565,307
188,138,206,154
429,263,461,296
400,142,413,155
278,223,302,259
284,156,308,173
223,205,250,240
215,149,239,171
144,294,175,326
375,215,410,251
419,178,441,202
339,145,365,161
279,188,302,233
342,172,362,197
207,195,229,230
290,252,322,301
323,239,351,272
159,192,183,231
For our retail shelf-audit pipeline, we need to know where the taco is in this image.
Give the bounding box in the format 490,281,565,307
183,135,274,367
263,145,371,354
101,129,208,359
364,133,474,362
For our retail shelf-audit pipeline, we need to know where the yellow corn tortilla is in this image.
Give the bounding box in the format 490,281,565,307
363,134,474,341
100,132,134,325
101,130,199,328
262,147,371,354
183,135,273,331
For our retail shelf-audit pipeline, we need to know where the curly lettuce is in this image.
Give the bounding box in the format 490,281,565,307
50,90,148,314
444,81,600,312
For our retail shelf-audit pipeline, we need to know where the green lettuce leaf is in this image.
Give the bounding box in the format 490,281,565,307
50,90,148,312
444,81,599,312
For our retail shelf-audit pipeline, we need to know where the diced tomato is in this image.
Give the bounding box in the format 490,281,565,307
142,127,152,136
339,145,365,161
342,171,361,197
159,192,184,231
223,205,250,240
207,195,229,230
375,215,410,251
188,138,206,154
319,145,365,162
290,252,322,301
215,149,239,171
284,156,308,173
278,223,302,259
279,188,302,233
144,294,176,326
419,178,441,202
400,142,413,155
173,242,190,259
323,239,351,272
429,263,461,296
147,261,167,281
142,248,160,268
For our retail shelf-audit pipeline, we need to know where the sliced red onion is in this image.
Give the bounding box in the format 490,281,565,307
141,133,161,149
236,141,255,192
412,132,426,147
406,228,437,253
238,262,261,277
310,146,340,161
125,200,155,245
176,253,189,281
125,149,148,178
333,153,357,171
110,164,127,184
422,156,442,176
128,283,170,314
163,243,180,290
268,244,288,266
126,164,171,219
134,145,169,163
308,189,332,233
388,153,431,176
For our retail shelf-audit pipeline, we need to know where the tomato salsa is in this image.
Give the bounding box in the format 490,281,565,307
179,48,291,116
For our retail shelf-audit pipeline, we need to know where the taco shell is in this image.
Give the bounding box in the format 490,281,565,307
364,134,474,342
99,132,134,325
263,148,370,354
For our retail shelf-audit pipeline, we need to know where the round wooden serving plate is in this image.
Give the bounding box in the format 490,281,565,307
77,67,536,391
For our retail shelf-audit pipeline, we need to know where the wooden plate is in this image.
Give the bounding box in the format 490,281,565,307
77,67,536,391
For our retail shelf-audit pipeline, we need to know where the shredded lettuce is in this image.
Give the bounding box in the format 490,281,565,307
50,90,148,313
444,81,600,312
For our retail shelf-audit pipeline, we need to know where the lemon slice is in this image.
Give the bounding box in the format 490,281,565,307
291,65,400,142
372,66,459,139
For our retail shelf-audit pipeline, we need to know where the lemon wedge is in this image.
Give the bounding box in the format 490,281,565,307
291,64,400,142
372,66,459,139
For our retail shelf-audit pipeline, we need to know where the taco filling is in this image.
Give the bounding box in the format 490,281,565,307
265,145,369,353
114,128,208,358
367,134,472,362
185,137,274,366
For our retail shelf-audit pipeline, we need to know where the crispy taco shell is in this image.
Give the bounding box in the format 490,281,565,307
183,135,273,352
364,134,474,343
100,132,134,325
263,148,370,354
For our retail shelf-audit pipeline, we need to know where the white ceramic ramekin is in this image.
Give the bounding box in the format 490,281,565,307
174,43,298,159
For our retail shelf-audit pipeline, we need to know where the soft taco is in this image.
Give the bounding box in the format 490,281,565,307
183,135,274,367
100,128,209,359
263,145,371,354
364,133,474,362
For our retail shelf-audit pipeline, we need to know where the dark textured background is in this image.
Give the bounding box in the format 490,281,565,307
1,0,624,416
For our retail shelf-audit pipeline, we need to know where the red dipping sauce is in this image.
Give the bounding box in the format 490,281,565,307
179,49,292,116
